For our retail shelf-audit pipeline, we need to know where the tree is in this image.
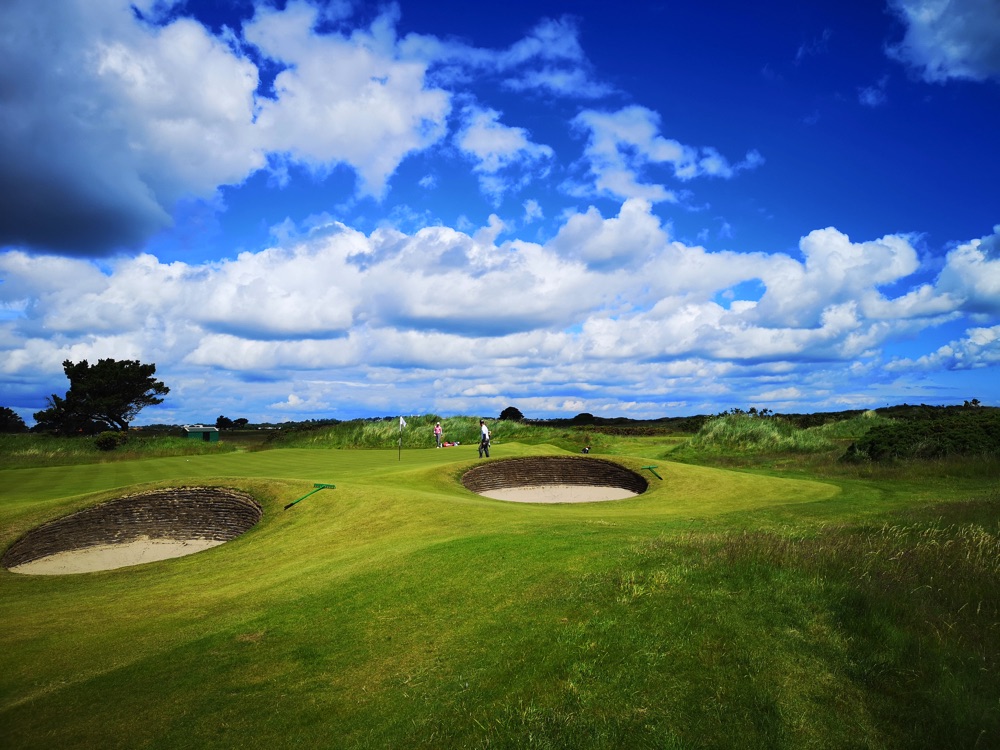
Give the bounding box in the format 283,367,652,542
32,393,103,435
216,415,235,430
499,406,525,421
33,359,169,434
0,406,28,433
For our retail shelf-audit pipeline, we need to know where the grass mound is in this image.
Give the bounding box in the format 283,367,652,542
270,415,616,453
684,414,836,454
805,409,892,439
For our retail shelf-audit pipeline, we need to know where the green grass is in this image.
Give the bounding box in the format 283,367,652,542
1,428,998,748
271,416,618,454
682,414,839,454
806,409,892,439
0,433,239,470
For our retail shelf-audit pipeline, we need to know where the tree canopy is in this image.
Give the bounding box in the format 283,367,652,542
499,406,525,421
0,406,28,433
33,359,169,434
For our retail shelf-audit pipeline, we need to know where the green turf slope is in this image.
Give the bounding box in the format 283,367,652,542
3,443,995,748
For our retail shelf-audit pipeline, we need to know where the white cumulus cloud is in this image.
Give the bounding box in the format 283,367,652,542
5,199,994,423
887,0,1000,82
888,325,1000,370
0,0,262,255
246,2,450,198
935,225,1000,314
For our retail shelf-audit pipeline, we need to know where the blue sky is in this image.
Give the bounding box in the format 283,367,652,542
1,0,999,425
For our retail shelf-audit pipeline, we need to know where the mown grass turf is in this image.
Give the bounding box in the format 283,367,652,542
1,437,998,748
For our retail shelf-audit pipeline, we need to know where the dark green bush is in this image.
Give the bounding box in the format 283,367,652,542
842,409,1000,462
94,431,129,451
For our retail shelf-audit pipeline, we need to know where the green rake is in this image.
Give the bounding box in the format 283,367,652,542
284,483,336,510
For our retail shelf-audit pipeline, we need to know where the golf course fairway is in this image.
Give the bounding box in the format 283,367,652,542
2,441,996,748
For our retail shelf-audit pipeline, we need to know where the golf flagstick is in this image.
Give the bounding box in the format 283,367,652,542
398,415,406,461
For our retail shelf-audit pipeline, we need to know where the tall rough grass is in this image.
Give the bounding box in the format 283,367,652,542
272,416,614,452
666,501,1000,744
686,413,836,453
531,494,1000,747
807,409,892,439
274,416,486,449
0,433,237,469
0,417,620,467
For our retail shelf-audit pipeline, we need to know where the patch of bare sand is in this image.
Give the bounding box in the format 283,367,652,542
9,537,225,575
478,484,638,503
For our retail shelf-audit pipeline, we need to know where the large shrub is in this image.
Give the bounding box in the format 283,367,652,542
94,431,130,451
842,409,1000,462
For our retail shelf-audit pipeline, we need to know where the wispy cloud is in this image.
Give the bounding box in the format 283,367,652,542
795,27,833,63
455,106,554,203
567,106,763,203
858,75,889,107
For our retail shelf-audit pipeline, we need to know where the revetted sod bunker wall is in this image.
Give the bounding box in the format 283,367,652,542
462,456,648,495
1,487,262,570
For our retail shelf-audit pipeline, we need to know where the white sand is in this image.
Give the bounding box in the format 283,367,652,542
478,484,638,503
9,537,225,575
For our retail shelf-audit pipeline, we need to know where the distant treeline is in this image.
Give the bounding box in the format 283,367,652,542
782,403,995,428
526,403,998,437
133,403,996,437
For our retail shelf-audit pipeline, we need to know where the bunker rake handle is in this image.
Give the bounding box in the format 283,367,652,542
642,465,663,480
284,483,336,510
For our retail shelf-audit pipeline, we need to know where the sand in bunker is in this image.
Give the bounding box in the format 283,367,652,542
479,484,638,503
10,537,225,575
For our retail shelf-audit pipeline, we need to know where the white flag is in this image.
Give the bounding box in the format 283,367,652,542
399,416,407,428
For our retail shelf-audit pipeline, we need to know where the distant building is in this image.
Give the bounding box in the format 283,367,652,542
183,425,220,443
